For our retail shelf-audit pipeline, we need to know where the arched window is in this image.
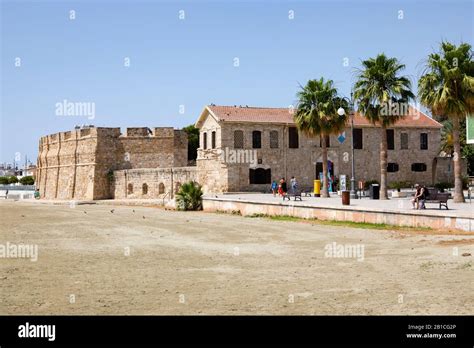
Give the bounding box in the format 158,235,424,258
249,168,271,184
158,183,165,194
211,131,216,149
127,183,133,194
142,183,148,195
270,130,279,148
252,131,262,148
234,130,244,149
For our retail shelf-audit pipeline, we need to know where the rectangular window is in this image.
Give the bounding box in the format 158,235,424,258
211,131,216,149
252,131,262,149
353,128,363,149
319,135,330,148
411,163,427,172
387,129,394,150
234,130,244,149
289,127,299,148
203,132,207,150
400,132,408,150
387,163,399,172
270,130,279,148
420,133,428,150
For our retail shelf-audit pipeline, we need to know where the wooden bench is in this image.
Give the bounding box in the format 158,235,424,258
421,188,450,210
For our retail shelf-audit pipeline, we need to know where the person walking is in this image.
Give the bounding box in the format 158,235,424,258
281,178,288,197
290,176,296,194
271,180,278,197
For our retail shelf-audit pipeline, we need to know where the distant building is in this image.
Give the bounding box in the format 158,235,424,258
36,105,466,200
195,105,465,193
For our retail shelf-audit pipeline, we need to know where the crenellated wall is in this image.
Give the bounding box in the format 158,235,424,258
36,127,189,200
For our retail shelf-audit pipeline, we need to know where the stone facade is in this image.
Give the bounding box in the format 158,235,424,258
113,167,197,199
195,105,463,193
36,126,188,200
37,105,467,200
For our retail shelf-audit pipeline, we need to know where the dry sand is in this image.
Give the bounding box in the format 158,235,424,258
0,201,472,315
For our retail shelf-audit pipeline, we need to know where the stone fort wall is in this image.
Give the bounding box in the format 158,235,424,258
36,127,188,200
113,167,197,199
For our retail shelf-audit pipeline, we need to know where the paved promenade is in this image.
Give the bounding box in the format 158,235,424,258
208,192,474,219
203,192,474,231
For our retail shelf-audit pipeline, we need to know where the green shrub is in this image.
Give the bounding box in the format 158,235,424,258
175,181,203,211
0,176,9,185
19,176,34,185
388,181,410,191
434,182,453,192
363,180,379,190
462,176,469,190
7,176,18,184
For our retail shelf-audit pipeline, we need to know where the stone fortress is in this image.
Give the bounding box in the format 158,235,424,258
36,126,195,200
36,105,463,200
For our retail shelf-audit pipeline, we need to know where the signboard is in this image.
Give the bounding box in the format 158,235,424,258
337,132,346,144
340,175,347,191
467,114,474,144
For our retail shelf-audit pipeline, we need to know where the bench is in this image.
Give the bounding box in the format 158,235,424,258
421,188,450,210
283,188,302,201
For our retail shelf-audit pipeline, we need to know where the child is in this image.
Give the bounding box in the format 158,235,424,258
271,180,278,197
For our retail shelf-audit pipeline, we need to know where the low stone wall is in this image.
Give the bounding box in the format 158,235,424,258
113,167,197,199
202,198,473,232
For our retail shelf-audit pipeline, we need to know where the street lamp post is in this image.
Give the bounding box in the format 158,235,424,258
337,93,357,199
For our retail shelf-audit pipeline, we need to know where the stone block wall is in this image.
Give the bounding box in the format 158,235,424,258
113,167,197,199
197,120,445,193
37,126,190,200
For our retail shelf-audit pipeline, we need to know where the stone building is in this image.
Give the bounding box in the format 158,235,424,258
37,104,465,200
195,105,457,193
36,126,192,200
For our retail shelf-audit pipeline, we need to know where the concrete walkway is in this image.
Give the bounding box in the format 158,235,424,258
202,193,474,231
206,192,473,219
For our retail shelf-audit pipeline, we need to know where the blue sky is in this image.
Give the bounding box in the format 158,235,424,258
1,0,473,164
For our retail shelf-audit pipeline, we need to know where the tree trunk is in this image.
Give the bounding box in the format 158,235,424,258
321,135,329,198
452,117,465,203
380,125,389,200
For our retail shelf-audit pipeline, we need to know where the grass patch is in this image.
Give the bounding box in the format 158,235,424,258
456,261,472,270
247,213,432,231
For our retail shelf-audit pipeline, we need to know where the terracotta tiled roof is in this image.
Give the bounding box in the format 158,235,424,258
206,105,442,128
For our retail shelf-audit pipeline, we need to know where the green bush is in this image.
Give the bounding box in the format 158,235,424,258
434,182,453,192
175,181,203,211
462,176,469,190
7,176,18,184
363,180,379,190
0,176,9,185
388,181,410,191
20,176,34,185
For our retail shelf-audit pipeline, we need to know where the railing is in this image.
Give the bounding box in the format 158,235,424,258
0,185,35,191
161,191,171,205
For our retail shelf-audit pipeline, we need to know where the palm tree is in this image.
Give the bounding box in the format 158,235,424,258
176,181,203,211
294,78,348,198
354,54,415,200
419,41,474,203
